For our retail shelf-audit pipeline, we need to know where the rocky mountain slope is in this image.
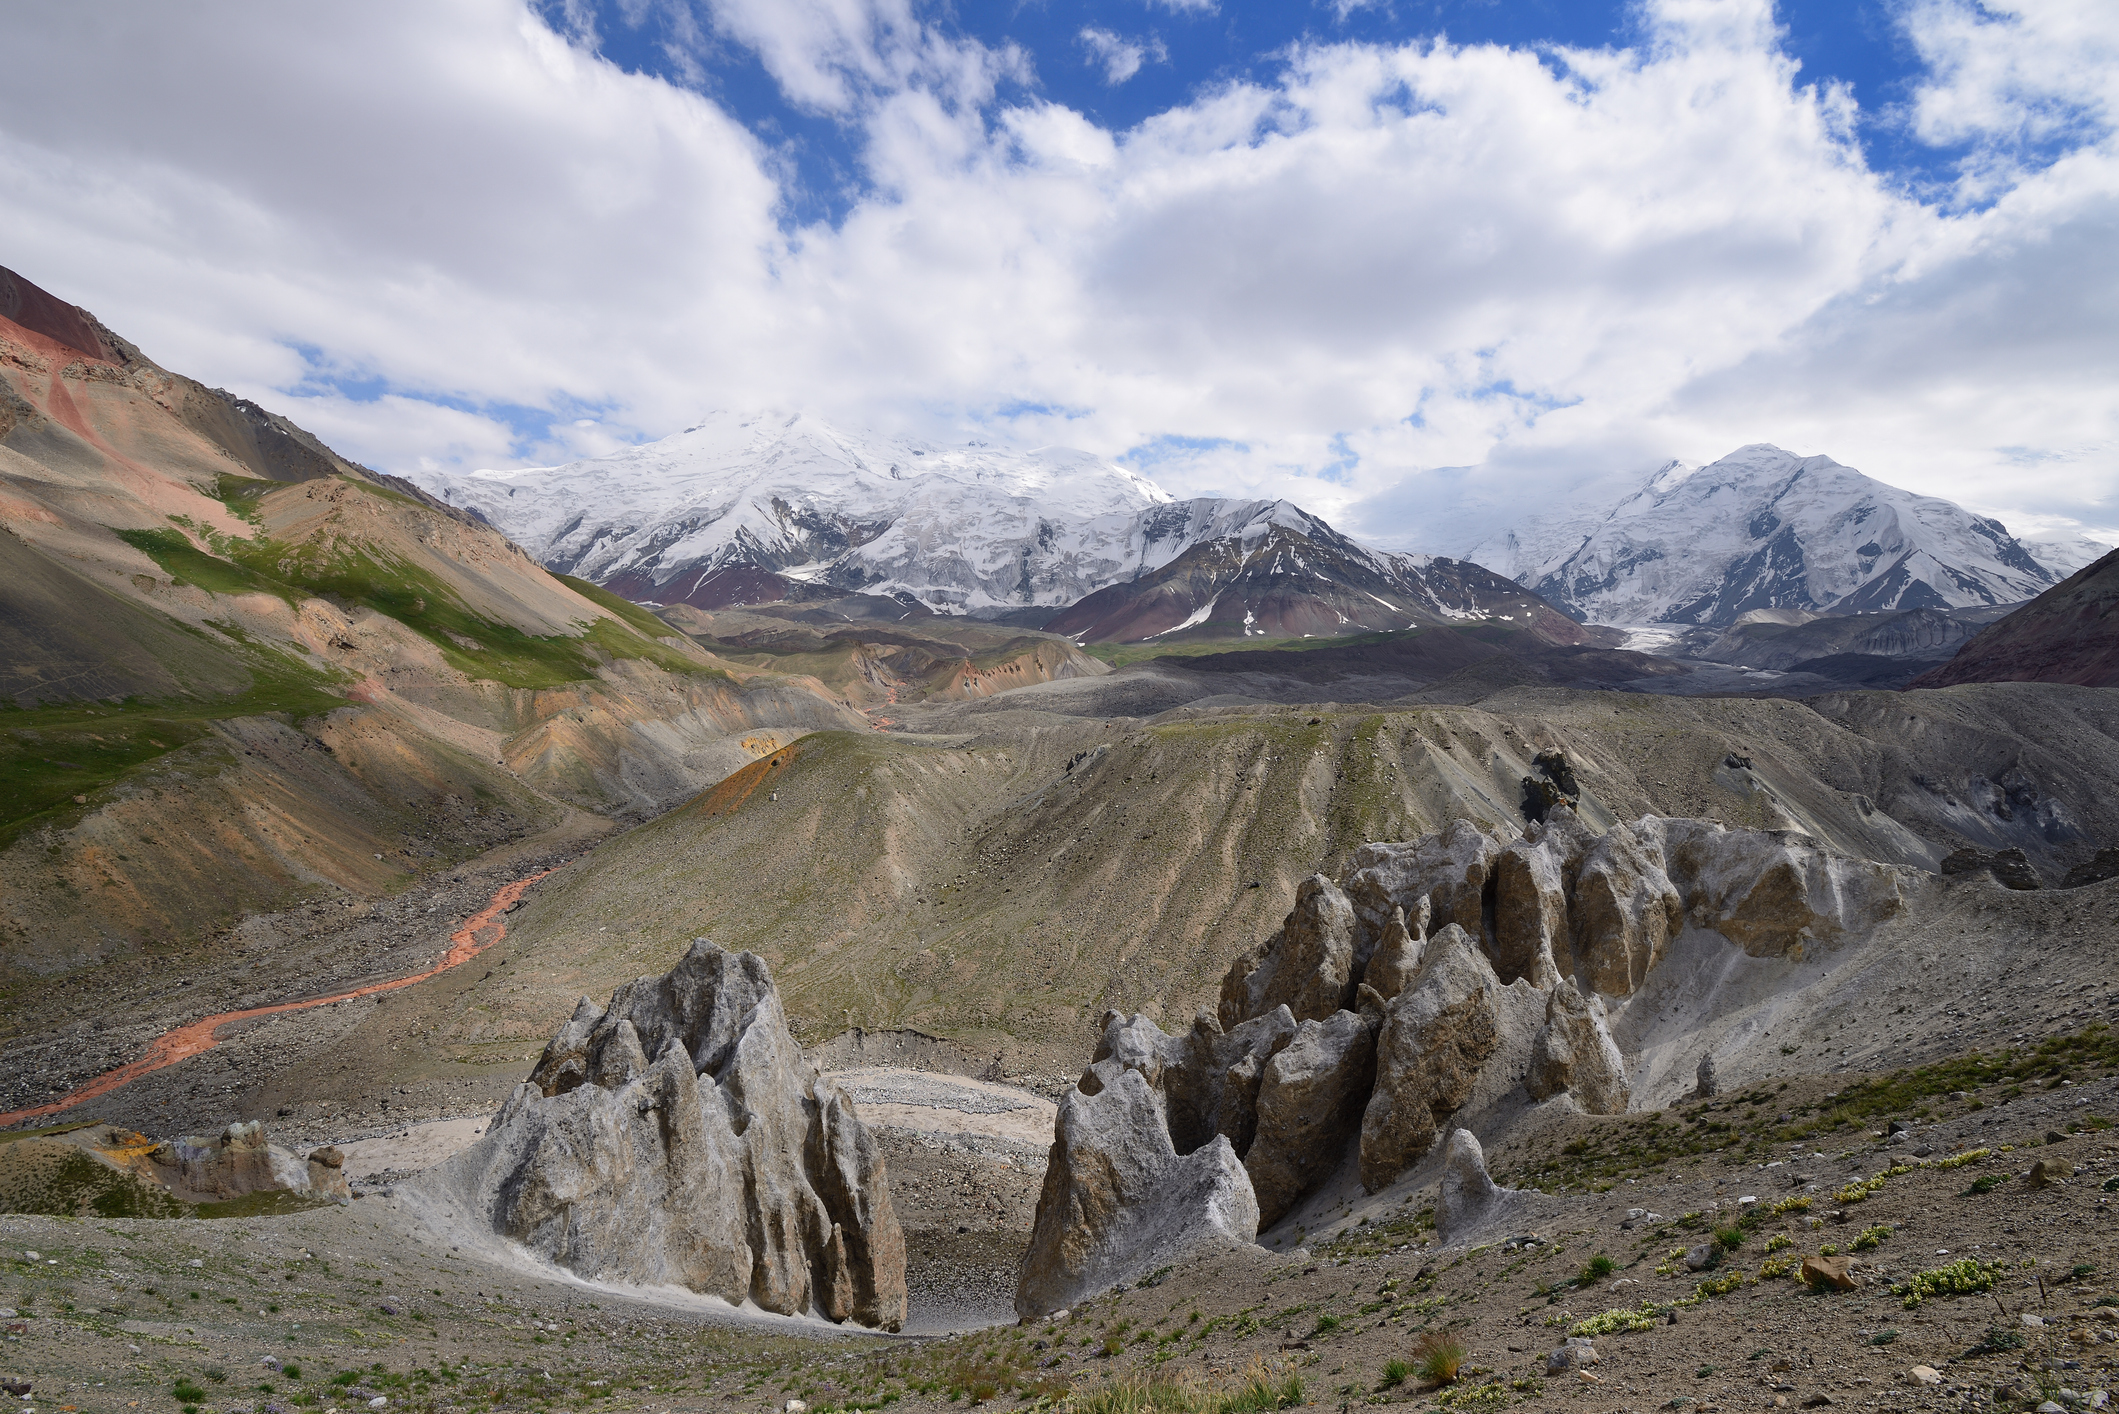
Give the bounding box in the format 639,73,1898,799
0,264,862,971
1911,546,2119,689
1473,445,2073,627
1042,499,1601,645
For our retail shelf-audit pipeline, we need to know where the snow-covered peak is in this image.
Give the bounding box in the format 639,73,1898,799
1513,444,2060,626
411,410,1181,613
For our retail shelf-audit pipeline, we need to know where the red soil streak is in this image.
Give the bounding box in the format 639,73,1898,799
0,868,559,1129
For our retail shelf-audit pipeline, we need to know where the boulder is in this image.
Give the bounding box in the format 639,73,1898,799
442,940,906,1328
1243,1010,1378,1227
1435,1128,1518,1243
1547,1339,1600,1375
1015,1057,1258,1318
306,1146,350,1201
1524,980,1629,1114
1801,1253,1858,1290
2061,846,2119,889
146,1121,306,1202
1570,820,1684,996
1942,847,2044,891
1218,876,1358,1028
1695,1053,1719,1098
1358,925,1502,1191
1649,818,1905,957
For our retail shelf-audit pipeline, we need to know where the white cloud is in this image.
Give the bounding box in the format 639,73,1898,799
0,0,2110,558
1080,28,1168,86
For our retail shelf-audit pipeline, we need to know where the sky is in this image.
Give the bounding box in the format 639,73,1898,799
1,0,2114,556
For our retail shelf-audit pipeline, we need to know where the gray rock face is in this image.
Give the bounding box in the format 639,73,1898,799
1696,1052,1719,1098
1016,1046,1258,1318
1492,812,1591,988
1344,820,1498,945
1524,980,1629,1114
1163,1007,1299,1158
1362,905,1426,1002
1358,925,1502,1191
147,1121,318,1203
1941,846,2044,891
1570,819,1685,995
1649,818,1906,957
450,940,906,1329
1243,1010,1378,1227
1219,875,1358,1027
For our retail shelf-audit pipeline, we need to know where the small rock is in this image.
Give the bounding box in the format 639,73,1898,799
2046,1130,2068,1145
2092,1308,2119,1324
1801,1254,1858,1291
1888,1120,1911,1134
0,1309,13,1320
1684,1243,1721,1272
785,1401,809,1414
258,1358,281,1370
0,1382,29,1397
2029,1160,2071,1187
2087,1391,2109,1410
1802,1396,1835,1409
368,1400,387,1410
1046,1309,1069,1322
1909,1367,1943,1387
2022,1313,2047,1329
2040,1404,2066,1414
377,1303,398,1317
1548,1342,1600,1375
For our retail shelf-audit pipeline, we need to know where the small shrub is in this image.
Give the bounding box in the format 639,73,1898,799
1894,1258,2005,1309
281,1365,302,1381
1871,1331,1899,1346
203,1368,227,1384
1964,1175,2002,1195
1570,1304,1661,1337
1696,1269,1748,1298
2069,1264,2096,1281
1967,1327,2024,1356
1931,1148,1989,1170
1764,1233,1792,1253
1579,1254,1617,1282
1310,1314,1340,1337
1757,1254,1799,1280
1436,1379,1509,1411
1851,1225,1891,1252
172,1380,208,1404
1714,1226,1745,1251
1380,1359,1412,1389
1412,1330,1468,1385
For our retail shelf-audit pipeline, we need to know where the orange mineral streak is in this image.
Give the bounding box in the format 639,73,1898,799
0,868,559,1129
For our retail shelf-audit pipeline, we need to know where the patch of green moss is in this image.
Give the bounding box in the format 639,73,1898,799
210,472,280,525
193,1188,335,1219
114,526,305,607
0,1148,189,1219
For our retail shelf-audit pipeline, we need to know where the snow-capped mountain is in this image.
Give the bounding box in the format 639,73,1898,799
1488,445,2068,627
411,411,1175,615
412,410,1590,645
1047,499,1597,645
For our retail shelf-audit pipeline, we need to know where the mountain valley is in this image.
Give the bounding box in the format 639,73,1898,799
3,265,2118,1414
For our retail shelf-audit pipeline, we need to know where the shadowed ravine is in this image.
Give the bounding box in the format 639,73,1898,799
0,867,560,1127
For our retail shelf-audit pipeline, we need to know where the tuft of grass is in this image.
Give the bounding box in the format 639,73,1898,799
1380,1359,1412,1390
1714,1226,1745,1251
1579,1254,1617,1282
1964,1174,2002,1195
1412,1330,1468,1386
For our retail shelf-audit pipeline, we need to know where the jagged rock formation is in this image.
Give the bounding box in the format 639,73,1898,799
1524,981,1629,1115
443,940,906,1329
1016,1019,1260,1318
1018,808,1913,1307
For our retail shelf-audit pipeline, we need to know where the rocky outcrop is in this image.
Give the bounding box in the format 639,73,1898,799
1570,820,1685,994
1650,818,1906,957
1022,809,1912,1272
1016,1032,1259,1318
1524,980,1628,1114
1244,1010,1378,1226
447,940,906,1328
1218,876,1358,1027
1941,846,2044,891
1358,925,1503,1191
306,1146,351,1201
